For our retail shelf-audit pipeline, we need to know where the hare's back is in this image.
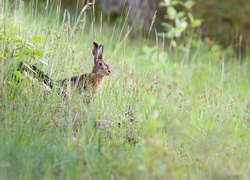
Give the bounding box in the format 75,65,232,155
59,73,91,90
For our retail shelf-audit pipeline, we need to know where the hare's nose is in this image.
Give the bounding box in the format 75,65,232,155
108,70,111,74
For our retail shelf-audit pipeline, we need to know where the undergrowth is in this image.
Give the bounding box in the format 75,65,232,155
0,1,250,179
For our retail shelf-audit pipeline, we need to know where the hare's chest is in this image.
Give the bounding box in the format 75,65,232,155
92,78,104,91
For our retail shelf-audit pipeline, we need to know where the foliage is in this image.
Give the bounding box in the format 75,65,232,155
1,1,250,179
194,0,250,53
159,0,203,47
6,0,250,54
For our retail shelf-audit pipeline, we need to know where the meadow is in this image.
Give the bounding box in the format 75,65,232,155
1,2,250,179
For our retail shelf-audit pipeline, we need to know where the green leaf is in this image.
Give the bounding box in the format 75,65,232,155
167,6,177,20
176,11,185,19
171,40,177,47
34,50,43,57
171,1,179,5
24,48,32,55
15,70,23,79
33,36,43,43
14,39,22,43
177,21,188,29
191,19,203,27
160,0,172,7
161,22,174,29
188,13,194,22
184,1,196,9
188,13,203,27
175,17,187,26
0,34,4,40
167,29,176,38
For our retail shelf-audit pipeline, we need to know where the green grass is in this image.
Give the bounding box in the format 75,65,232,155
1,2,250,179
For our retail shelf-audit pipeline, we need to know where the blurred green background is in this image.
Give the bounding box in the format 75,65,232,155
14,0,249,54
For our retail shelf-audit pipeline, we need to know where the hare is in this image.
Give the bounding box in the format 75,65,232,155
59,42,111,94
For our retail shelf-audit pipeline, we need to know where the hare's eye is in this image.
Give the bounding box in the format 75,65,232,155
99,62,103,66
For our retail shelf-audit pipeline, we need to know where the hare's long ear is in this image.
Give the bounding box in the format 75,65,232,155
92,42,98,61
97,45,104,60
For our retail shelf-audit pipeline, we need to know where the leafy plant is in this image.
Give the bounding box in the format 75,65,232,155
159,0,203,47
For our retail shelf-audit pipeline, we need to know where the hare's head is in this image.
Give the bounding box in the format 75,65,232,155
92,42,111,76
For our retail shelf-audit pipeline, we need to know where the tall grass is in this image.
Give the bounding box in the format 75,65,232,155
1,1,250,179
